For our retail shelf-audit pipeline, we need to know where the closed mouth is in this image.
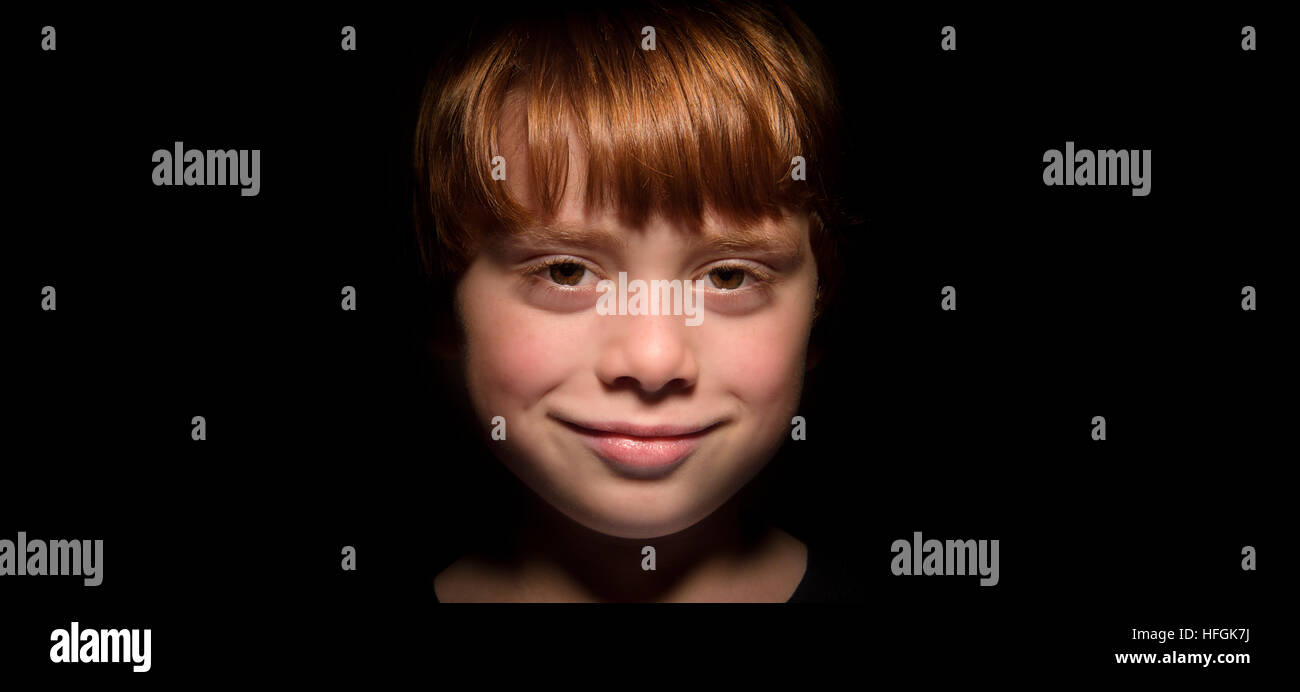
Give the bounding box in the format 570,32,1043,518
550,415,725,477
552,417,723,439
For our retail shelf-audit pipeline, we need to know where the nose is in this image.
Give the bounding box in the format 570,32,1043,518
595,311,699,397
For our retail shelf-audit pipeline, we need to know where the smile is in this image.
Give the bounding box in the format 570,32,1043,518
551,416,723,479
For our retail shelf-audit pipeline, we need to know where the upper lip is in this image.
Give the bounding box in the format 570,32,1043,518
552,416,723,438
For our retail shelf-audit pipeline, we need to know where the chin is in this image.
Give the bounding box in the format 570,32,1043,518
574,514,695,540
561,491,718,539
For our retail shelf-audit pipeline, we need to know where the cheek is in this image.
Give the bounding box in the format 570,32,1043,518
707,300,812,417
456,272,584,415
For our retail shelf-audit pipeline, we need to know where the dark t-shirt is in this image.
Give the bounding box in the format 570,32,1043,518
785,546,860,603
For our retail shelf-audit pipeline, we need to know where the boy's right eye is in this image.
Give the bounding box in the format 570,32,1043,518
517,256,604,312
525,256,602,290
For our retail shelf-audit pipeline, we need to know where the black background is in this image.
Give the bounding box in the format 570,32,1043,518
4,3,1287,684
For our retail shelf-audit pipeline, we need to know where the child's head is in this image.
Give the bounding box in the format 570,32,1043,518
414,0,842,540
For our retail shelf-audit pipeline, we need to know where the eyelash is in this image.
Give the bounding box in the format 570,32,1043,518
521,257,775,291
701,261,774,291
524,256,604,287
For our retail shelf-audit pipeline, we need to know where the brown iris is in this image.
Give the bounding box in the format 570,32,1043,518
709,267,745,289
548,262,586,286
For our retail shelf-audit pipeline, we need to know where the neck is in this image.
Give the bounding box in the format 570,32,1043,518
508,491,767,602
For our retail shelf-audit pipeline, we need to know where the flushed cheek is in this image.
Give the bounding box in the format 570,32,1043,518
706,311,809,429
458,278,597,433
466,306,571,411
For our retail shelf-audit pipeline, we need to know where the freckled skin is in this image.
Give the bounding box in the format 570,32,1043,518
453,91,819,543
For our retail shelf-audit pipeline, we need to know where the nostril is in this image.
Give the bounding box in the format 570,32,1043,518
609,375,694,400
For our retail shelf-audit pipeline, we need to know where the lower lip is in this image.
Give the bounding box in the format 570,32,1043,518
563,425,706,478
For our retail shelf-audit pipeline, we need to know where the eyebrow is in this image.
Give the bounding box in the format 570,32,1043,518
511,220,803,258
511,224,628,251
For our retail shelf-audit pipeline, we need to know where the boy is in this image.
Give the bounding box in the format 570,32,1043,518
413,0,845,601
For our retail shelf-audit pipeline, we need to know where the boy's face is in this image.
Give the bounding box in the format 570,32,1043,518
453,95,818,539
